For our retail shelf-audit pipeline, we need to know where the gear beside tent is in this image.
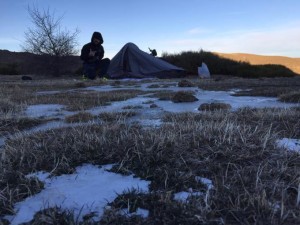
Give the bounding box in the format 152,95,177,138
107,43,185,78
198,62,211,78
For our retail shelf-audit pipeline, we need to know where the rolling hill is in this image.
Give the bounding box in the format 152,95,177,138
0,50,81,75
215,52,300,75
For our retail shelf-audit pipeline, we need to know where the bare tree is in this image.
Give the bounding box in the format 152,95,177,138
22,5,80,75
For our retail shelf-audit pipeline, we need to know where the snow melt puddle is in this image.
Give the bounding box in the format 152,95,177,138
6,164,150,224
88,85,299,112
25,104,73,119
174,176,214,202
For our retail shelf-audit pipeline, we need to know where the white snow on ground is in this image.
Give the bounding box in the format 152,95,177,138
277,138,300,153
174,191,202,202
118,208,149,218
174,176,213,202
5,164,150,224
86,83,299,112
27,82,300,119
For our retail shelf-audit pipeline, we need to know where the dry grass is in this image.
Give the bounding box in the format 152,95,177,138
98,111,137,122
279,91,300,103
0,118,56,136
65,112,95,123
0,77,148,110
0,76,300,224
196,76,300,100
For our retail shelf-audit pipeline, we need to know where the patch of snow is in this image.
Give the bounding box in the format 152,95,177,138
277,138,300,152
88,96,156,115
36,90,62,95
86,83,299,113
26,171,50,182
6,164,150,224
118,207,149,218
173,191,202,202
25,104,72,119
195,176,214,190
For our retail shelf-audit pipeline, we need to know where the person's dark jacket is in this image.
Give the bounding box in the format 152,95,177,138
80,32,104,64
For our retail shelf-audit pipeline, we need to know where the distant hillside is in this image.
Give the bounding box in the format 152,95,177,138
215,52,300,75
0,50,81,75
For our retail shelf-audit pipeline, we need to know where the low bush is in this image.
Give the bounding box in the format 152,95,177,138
0,63,19,75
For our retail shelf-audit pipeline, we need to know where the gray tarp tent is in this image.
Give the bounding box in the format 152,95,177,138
107,43,184,78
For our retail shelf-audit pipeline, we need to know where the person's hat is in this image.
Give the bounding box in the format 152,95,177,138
91,32,103,44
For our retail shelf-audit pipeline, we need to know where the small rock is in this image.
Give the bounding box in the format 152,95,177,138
198,102,232,111
150,103,158,108
21,75,33,80
172,91,198,103
178,79,194,87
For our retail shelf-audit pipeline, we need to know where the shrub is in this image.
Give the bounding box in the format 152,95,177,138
0,63,19,75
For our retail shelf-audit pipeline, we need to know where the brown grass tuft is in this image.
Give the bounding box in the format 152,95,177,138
172,91,198,103
65,112,95,123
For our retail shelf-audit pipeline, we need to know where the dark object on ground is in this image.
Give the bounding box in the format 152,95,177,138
21,75,33,80
150,103,158,108
198,102,232,111
172,91,198,103
178,79,194,87
82,58,110,80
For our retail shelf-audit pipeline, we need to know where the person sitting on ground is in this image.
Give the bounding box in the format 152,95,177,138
80,32,110,79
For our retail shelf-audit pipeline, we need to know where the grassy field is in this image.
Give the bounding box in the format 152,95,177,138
0,75,300,224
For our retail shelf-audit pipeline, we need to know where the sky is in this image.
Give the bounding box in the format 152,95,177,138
1,0,300,59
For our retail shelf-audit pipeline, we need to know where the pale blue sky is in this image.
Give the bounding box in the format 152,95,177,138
1,0,300,59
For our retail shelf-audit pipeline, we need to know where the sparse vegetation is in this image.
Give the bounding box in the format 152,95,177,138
279,91,300,103
198,102,232,111
99,111,137,122
65,111,95,123
0,76,300,224
0,118,56,135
